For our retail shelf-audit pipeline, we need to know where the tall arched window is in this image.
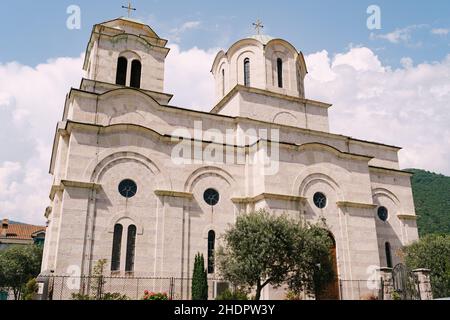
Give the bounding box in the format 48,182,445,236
385,242,393,268
125,225,137,272
207,230,216,274
244,58,250,87
116,57,128,86
277,58,283,88
130,60,142,88
222,69,225,96
111,224,123,271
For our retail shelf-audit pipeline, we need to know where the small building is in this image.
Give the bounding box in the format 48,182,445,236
0,219,46,250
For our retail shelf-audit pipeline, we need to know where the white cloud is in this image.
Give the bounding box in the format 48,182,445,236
1,44,449,225
169,21,202,43
370,25,426,44
431,28,449,36
165,44,217,111
0,56,84,225
305,48,450,175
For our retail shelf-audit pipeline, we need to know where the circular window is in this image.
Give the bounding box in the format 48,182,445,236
203,188,220,206
118,179,137,198
378,206,389,222
313,192,327,209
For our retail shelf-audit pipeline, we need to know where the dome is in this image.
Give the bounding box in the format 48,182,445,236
211,33,308,103
248,34,274,45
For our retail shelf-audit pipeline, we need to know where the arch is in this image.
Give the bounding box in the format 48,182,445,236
226,38,264,61
107,214,144,235
372,188,401,207
277,58,283,88
316,230,340,300
244,58,251,87
184,166,236,194
86,149,171,190
98,87,161,106
130,60,142,88
273,111,297,126
115,57,127,86
293,164,347,202
111,224,123,271
207,230,216,274
385,242,393,268
110,34,154,52
211,50,226,73
265,38,299,58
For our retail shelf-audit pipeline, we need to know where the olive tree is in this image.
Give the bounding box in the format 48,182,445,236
403,234,450,298
216,210,334,300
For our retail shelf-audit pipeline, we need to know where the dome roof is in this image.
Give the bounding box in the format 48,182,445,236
248,34,274,45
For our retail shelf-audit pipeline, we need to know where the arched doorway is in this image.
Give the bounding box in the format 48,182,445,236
316,233,340,300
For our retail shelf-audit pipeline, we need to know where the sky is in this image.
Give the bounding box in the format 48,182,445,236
0,0,449,224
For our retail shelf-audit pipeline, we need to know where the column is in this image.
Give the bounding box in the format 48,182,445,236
378,267,394,300
413,269,433,300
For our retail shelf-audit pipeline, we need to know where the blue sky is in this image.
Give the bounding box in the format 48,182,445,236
1,0,449,67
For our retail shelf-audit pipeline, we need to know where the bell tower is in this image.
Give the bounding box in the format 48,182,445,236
82,18,170,93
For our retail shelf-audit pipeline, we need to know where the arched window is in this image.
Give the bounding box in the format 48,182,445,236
385,242,393,268
207,230,216,274
277,58,283,88
111,224,123,271
244,58,250,87
130,60,142,88
222,69,225,96
125,225,137,272
115,57,128,86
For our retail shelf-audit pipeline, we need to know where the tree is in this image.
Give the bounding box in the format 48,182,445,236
0,245,43,300
191,253,208,300
403,234,450,298
216,210,334,300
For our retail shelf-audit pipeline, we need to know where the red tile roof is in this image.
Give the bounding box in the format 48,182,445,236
2,224,46,240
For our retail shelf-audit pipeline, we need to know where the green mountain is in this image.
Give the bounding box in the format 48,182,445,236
408,169,450,236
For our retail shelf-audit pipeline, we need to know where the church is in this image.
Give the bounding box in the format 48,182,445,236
40,16,419,300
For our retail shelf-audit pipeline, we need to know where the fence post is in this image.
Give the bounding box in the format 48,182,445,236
169,278,174,300
136,278,140,300
413,269,433,300
378,267,394,300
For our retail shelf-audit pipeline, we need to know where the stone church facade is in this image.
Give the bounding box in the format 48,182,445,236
40,17,419,299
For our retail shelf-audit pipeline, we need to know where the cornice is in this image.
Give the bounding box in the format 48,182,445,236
231,193,307,204
154,190,194,199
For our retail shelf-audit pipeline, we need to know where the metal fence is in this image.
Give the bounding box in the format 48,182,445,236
39,275,227,301
33,275,384,301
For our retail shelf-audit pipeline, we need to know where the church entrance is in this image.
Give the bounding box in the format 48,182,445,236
316,233,340,300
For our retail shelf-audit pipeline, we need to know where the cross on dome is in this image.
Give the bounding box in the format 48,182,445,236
253,19,264,35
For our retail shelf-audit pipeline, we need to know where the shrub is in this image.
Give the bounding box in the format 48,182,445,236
102,292,129,300
71,293,92,300
22,278,38,300
215,289,248,300
285,291,302,301
71,292,129,300
142,290,169,301
391,291,402,301
192,253,208,300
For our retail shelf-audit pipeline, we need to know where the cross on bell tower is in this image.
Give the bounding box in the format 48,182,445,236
122,2,136,18
253,19,264,35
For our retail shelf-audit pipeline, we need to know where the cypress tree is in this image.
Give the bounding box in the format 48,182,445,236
191,253,208,300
